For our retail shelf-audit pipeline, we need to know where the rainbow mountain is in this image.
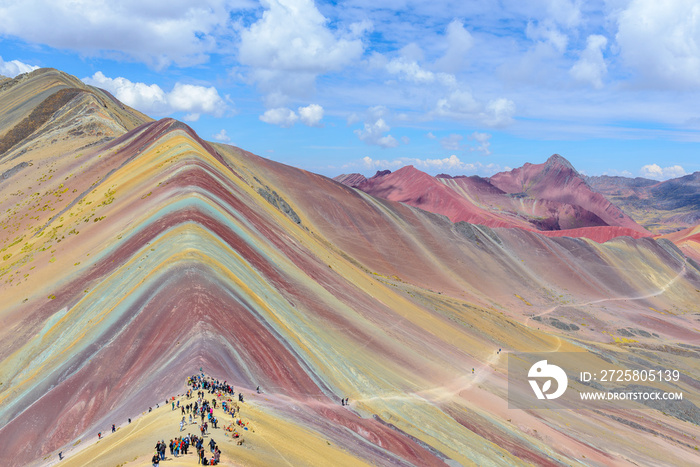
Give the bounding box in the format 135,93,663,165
1,69,700,466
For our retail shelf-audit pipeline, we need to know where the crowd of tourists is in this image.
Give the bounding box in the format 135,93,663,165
151,434,221,465
150,371,252,466
55,371,253,464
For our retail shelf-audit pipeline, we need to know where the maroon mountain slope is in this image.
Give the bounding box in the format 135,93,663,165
337,156,651,242
489,154,649,235
354,166,535,229
439,173,610,231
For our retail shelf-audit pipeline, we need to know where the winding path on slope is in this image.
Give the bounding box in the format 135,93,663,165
524,260,689,328
350,256,691,408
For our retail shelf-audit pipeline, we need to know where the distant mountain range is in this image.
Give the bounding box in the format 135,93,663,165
585,172,700,233
336,155,700,240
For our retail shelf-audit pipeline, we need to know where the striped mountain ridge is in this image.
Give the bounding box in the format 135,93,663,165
1,69,700,466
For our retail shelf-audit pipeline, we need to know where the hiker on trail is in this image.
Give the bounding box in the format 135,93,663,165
128,418,131,424
180,419,185,432
159,440,166,460
98,432,101,440
112,423,116,433
190,414,193,424
152,452,160,466
345,397,349,405
58,451,63,461
172,401,175,410
341,397,345,406
256,386,260,394
169,439,174,456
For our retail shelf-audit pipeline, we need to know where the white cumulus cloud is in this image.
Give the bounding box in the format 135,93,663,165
483,98,516,127
570,35,608,89
434,91,515,127
298,103,324,126
169,83,227,121
355,118,398,148
0,0,248,69
238,0,367,102
259,103,324,127
83,72,226,121
526,20,569,54
0,56,39,77
640,164,687,180
213,129,231,142
354,107,398,148
435,90,481,117
435,20,474,73
386,57,455,86
617,0,700,89
386,58,435,84
260,107,299,127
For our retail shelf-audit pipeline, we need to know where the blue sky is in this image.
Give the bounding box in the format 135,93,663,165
1,0,699,180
